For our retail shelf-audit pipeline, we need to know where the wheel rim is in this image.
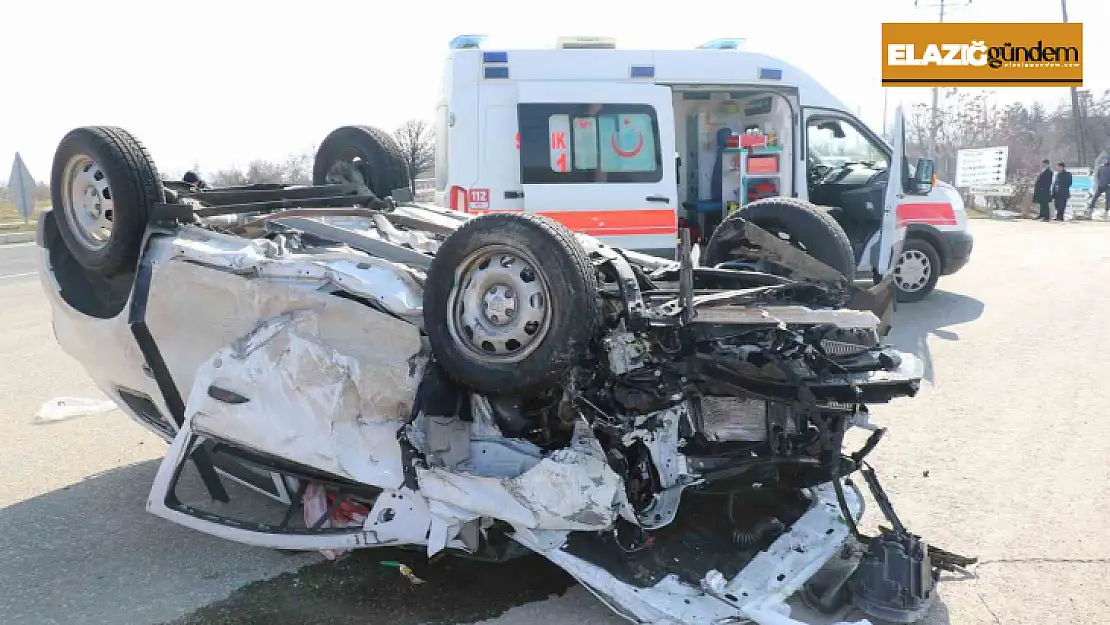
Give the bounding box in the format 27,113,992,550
325,159,369,187
60,154,115,251
324,147,372,188
894,249,931,292
445,245,553,364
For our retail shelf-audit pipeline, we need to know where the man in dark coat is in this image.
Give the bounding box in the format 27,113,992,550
1051,161,1072,221
1032,159,1053,221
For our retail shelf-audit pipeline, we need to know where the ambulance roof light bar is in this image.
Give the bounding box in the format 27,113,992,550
449,35,489,50
698,38,746,50
555,36,617,49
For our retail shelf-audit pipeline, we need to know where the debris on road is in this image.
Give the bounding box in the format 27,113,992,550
33,397,117,424
381,561,425,585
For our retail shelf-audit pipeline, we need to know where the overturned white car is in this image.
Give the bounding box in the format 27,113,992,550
37,125,973,624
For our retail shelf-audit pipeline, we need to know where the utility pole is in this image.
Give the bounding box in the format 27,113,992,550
882,88,890,138
1061,0,1086,166
930,0,945,162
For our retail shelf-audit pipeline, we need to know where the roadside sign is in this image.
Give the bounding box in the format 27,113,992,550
969,184,1014,197
7,152,36,221
1066,167,1093,219
955,146,1008,187
1067,167,1093,192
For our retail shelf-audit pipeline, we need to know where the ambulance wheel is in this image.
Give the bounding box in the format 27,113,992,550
703,197,856,279
890,237,940,303
423,212,600,395
312,125,410,199
50,126,164,277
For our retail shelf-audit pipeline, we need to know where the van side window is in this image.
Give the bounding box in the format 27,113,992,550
519,103,662,184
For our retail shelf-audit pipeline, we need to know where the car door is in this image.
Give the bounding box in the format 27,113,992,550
515,81,678,258
878,105,909,276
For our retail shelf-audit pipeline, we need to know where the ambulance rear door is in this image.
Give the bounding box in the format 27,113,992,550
515,81,678,258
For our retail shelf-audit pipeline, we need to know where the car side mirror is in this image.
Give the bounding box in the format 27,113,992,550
910,158,935,194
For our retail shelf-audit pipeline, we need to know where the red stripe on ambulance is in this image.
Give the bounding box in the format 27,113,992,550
468,208,677,237
896,202,956,227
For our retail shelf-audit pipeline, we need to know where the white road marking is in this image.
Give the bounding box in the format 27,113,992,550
0,272,35,280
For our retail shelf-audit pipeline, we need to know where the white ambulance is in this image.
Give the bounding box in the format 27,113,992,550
432,36,974,302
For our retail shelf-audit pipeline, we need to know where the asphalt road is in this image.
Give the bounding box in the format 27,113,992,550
0,242,38,281
1,221,1109,625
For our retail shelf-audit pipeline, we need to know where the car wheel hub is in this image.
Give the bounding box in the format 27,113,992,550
482,285,517,325
894,249,931,292
61,154,115,251
447,247,551,363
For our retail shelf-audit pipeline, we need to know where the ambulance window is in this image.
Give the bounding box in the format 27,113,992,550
572,117,599,170
549,114,571,172
598,114,657,173
806,117,889,170
519,103,662,184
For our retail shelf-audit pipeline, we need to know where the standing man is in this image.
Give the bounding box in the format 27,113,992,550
1090,156,1110,217
1051,161,1072,222
1033,159,1053,221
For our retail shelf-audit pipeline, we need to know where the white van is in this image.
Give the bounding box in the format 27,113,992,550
433,36,974,301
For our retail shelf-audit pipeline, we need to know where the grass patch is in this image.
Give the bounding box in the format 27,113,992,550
0,200,50,229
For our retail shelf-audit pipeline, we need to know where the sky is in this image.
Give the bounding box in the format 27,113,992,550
2,0,1105,182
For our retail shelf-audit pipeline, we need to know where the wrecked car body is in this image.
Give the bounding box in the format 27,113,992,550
38,125,973,625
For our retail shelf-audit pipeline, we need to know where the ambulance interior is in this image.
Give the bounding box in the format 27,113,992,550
671,89,796,244
671,88,892,267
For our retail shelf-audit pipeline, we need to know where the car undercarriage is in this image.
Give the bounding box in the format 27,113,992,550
38,125,974,625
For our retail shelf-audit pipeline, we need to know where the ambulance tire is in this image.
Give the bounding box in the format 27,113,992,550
890,237,940,303
423,212,600,396
704,197,856,279
311,125,410,199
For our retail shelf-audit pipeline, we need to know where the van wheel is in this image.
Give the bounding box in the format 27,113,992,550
312,125,410,199
50,127,164,277
423,212,600,395
703,197,856,278
891,238,940,303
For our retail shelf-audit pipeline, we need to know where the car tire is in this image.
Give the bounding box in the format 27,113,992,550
312,125,410,199
50,126,164,277
423,212,600,395
892,237,940,303
703,197,856,278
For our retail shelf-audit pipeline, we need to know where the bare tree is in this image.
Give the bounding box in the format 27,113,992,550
209,168,249,187
393,119,435,192
245,160,285,184
283,152,312,186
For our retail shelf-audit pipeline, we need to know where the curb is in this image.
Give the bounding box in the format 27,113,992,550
0,232,35,245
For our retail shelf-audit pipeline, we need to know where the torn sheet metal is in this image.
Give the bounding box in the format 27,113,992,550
163,226,425,323
621,405,692,530
514,483,870,625
186,308,423,489
418,421,627,532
